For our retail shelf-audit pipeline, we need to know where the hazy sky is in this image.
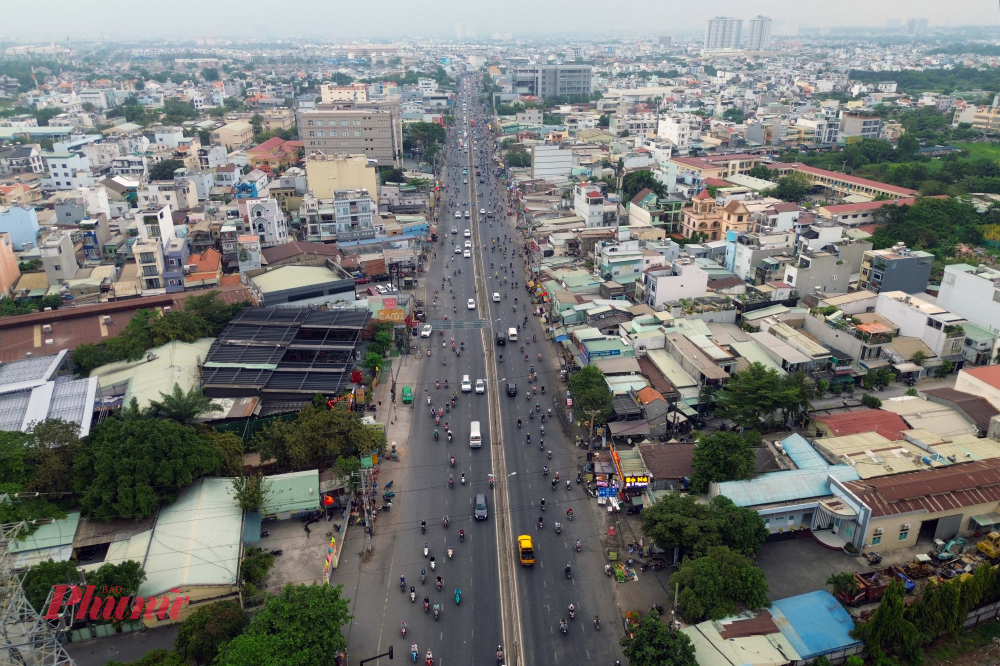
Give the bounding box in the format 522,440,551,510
1,0,996,41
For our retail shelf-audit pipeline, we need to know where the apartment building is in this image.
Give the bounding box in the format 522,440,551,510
609,114,659,137
657,116,696,151
80,216,112,263
875,291,967,362
744,16,772,50
210,121,255,150
858,243,933,295
972,107,1000,134
704,17,743,49
300,189,375,242
304,152,379,200
669,153,765,186
40,231,77,284
783,250,849,295
298,104,402,167
43,151,94,190
839,113,883,141
641,259,709,310
163,237,189,293
134,237,166,293
574,183,607,228
512,64,593,99
937,264,1000,333
320,84,369,103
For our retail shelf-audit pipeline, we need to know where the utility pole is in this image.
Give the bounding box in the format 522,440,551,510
356,468,375,553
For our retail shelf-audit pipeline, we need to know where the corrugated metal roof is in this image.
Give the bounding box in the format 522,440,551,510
261,470,321,516
639,442,696,480
844,458,1000,517
140,477,242,596
0,391,30,430
813,409,910,441
9,512,80,553
0,351,62,386
646,349,698,389
771,591,863,660
715,466,860,508
780,433,829,471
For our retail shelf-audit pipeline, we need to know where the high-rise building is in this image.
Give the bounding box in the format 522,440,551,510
704,17,743,49
512,64,593,99
455,22,463,40
905,18,928,36
659,36,673,47
745,16,772,50
297,103,402,168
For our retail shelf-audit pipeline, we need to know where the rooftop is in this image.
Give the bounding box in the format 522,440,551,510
812,409,911,441
961,365,1000,391
250,265,342,293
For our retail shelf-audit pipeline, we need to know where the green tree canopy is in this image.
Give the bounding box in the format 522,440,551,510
148,159,185,181
176,600,250,666
689,430,758,494
768,172,812,202
567,365,613,438
670,546,770,622
232,473,272,513
23,559,81,612
620,610,697,666
641,492,768,558
254,404,383,469
622,170,667,204
146,384,222,424
86,560,146,602
73,419,219,520
851,579,922,663
215,584,353,666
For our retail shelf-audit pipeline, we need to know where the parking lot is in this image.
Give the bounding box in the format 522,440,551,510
258,515,335,591
757,536,867,601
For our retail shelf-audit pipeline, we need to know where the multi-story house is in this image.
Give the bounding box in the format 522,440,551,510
594,239,645,284
43,151,94,191
40,231,78,284
133,237,165,293
783,249,849,295
0,146,44,173
639,259,709,311
237,197,289,246
875,291,968,368
839,112,883,141
937,264,1000,334
199,145,229,169
858,243,933,295
628,190,683,235
574,183,611,228
210,122,254,150
162,237,189,293
80,216,111,264
112,154,148,180
0,205,40,250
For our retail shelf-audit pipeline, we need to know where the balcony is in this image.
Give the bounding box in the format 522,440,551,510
944,324,966,339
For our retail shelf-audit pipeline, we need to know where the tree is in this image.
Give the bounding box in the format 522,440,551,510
827,572,861,597
670,546,770,622
148,159,185,181
378,167,405,184
896,133,919,159
851,580,922,664
715,362,783,429
935,359,954,378
201,67,220,82
597,114,610,128
641,493,767,559
22,559,80,612
106,649,185,666
215,584,353,666
176,600,250,666
86,560,146,601
620,609,697,666
861,393,883,409
505,148,531,168
232,473,271,513
567,365,613,441
722,108,745,124
770,172,812,202
73,419,219,520
747,164,775,181
211,431,246,476
622,170,667,204
689,431,758,493
149,310,212,346
363,350,382,375
711,495,768,557
146,384,222,424
330,72,353,85
250,113,264,135
909,350,928,366
239,546,275,597
184,290,248,335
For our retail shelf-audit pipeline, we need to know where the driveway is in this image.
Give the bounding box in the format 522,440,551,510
757,536,868,601
65,626,178,666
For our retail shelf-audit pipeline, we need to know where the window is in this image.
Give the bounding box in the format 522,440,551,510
871,536,881,545
54,264,61,271
341,120,349,126
315,120,323,126
342,131,349,137
898,530,909,541
354,131,361,137
316,131,324,137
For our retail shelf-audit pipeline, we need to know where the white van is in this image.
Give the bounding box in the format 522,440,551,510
469,421,482,448
507,327,518,342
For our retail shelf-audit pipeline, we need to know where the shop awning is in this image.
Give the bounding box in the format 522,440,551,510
971,512,1000,527
608,420,650,436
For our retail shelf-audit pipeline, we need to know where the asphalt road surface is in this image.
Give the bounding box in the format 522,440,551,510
345,79,624,666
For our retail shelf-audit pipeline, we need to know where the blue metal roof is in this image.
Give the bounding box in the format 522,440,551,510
715,466,860,507
771,591,864,659
780,433,829,471
243,512,262,544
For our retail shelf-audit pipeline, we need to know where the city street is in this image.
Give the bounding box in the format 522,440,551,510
333,78,624,666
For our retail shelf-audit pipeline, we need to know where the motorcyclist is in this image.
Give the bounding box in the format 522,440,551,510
565,564,571,577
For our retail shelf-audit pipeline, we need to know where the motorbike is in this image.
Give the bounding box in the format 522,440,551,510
434,430,439,441
402,621,407,637
450,455,455,466
594,616,601,631
569,605,576,619
448,432,453,442
413,646,419,663
567,480,571,491
448,546,454,559
455,589,462,605
410,587,416,602
555,522,561,534
423,598,430,612
459,529,465,541
433,605,440,621
575,540,582,552
269,549,283,555
560,621,568,635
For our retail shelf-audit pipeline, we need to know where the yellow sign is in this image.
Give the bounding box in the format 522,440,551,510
377,308,405,323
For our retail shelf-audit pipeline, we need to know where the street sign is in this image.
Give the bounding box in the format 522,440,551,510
598,487,616,497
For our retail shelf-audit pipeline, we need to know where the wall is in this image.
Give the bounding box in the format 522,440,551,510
0,206,40,250
863,498,1000,553
938,267,1000,334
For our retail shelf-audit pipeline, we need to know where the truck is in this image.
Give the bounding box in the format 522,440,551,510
901,554,934,579
978,532,1000,561
836,571,890,607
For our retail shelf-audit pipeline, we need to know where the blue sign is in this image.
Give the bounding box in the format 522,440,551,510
598,487,616,497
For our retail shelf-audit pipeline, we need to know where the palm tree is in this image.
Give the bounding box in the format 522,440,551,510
826,572,860,597
146,384,222,424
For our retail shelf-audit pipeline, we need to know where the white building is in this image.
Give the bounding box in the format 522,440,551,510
574,183,605,228
875,291,968,360
937,264,1000,334
112,154,148,180
43,151,94,191
657,116,696,151
531,144,575,182
237,197,289,247
642,259,708,310
154,127,184,149
744,16,772,50
40,231,78,284
705,17,743,49
134,205,175,242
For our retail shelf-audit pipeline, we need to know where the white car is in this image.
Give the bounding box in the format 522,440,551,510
464,229,471,238
464,240,472,248
464,179,468,184
461,375,472,392
455,211,461,218
452,227,458,234
475,379,485,394
480,208,486,215
455,245,462,254
467,298,476,310
464,211,470,218
420,325,433,338
492,292,500,302
463,249,471,258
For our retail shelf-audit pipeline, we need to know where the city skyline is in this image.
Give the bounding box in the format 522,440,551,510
0,0,995,40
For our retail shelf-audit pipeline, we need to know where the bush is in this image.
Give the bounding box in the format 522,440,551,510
861,393,883,409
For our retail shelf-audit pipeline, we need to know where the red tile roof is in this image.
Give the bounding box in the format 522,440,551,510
783,163,917,196
820,195,948,216
704,178,730,187
812,409,910,441
694,189,713,200
843,459,1000,517
960,365,1000,391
